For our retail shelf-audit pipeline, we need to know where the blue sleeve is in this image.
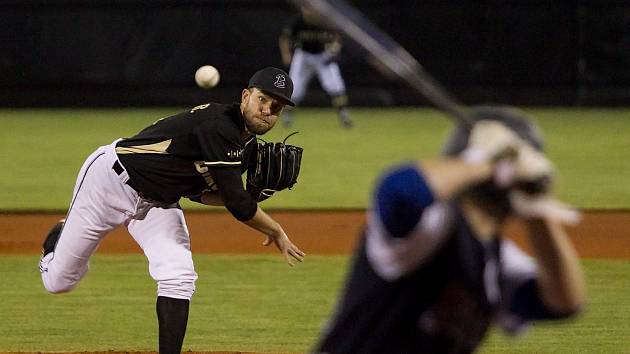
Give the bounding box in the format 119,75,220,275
374,163,435,238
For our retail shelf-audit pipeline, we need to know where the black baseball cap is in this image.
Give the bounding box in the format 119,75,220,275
248,67,295,106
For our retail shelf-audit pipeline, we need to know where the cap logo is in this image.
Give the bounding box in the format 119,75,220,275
274,74,286,88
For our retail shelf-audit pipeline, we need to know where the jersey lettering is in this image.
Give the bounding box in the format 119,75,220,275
194,161,215,186
190,103,210,113
227,149,243,160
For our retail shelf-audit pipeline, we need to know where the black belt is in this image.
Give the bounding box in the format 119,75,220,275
112,160,141,193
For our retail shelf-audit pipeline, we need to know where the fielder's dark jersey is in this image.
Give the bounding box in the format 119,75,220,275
116,102,257,220
283,15,337,54
315,164,564,354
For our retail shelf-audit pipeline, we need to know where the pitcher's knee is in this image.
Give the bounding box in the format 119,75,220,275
41,266,87,294
42,274,80,294
157,277,197,300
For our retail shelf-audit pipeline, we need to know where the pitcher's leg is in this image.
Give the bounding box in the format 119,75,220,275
40,145,135,293
40,211,116,293
128,207,198,353
156,296,190,354
129,207,197,299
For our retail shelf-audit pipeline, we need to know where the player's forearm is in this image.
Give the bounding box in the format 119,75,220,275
199,190,224,206
525,218,586,314
242,206,283,238
418,159,493,200
208,167,258,221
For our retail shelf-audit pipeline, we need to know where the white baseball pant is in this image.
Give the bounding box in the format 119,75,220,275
289,48,347,104
40,140,197,300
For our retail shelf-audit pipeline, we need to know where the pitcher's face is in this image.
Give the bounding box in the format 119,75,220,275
241,88,284,134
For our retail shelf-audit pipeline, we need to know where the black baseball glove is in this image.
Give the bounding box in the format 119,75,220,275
246,132,303,202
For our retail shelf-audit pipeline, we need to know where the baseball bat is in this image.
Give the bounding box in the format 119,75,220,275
290,0,472,126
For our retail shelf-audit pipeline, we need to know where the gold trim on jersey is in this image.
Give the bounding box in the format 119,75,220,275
204,161,241,165
194,160,240,187
116,140,172,154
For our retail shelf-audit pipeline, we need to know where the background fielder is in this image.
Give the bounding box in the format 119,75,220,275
39,67,305,354
279,6,352,128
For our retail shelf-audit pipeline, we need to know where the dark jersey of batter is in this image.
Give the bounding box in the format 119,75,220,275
315,164,564,354
116,102,257,220
283,15,337,54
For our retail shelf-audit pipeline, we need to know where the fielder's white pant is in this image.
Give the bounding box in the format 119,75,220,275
289,48,347,104
40,140,197,300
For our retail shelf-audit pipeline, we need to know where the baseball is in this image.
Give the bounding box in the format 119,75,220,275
195,65,220,89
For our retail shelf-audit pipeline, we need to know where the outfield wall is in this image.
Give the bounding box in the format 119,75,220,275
2,0,630,107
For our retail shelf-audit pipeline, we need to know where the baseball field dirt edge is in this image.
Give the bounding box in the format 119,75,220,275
1,210,629,258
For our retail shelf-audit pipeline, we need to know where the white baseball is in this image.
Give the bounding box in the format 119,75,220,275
195,65,220,89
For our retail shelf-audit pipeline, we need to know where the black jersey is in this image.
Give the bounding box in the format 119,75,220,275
317,213,500,353
315,164,560,354
116,103,256,205
283,15,337,54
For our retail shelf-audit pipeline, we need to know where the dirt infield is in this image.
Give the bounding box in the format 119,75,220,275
1,210,629,258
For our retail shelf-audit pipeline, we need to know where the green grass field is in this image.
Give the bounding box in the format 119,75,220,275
0,255,628,353
2,107,630,210
1,107,629,353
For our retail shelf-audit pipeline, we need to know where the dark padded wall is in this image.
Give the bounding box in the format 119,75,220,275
1,0,629,106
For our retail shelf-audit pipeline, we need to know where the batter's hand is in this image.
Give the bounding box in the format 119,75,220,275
463,120,521,163
509,191,581,226
493,142,554,190
263,229,305,266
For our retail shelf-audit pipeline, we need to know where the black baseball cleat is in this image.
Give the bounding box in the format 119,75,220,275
42,219,65,257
